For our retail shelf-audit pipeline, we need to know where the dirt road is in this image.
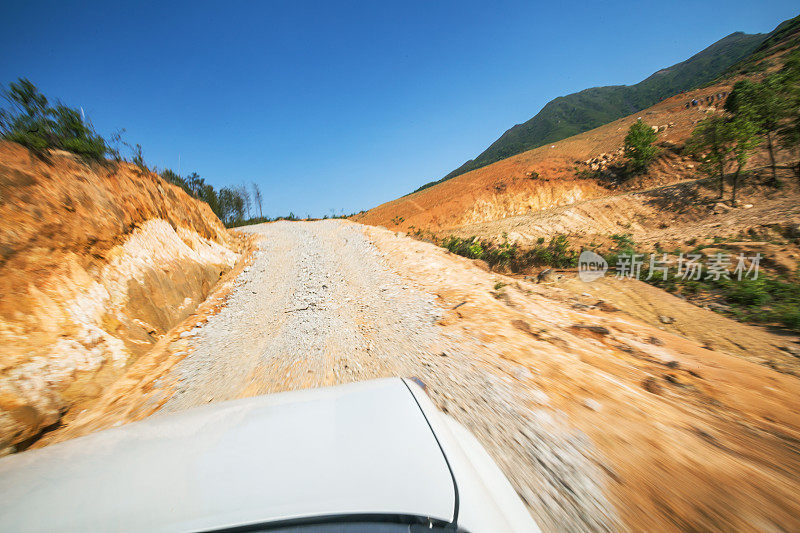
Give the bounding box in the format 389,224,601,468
157,220,616,531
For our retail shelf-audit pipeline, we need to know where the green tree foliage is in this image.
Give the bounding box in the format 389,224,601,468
623,119,658,173
131,143,149,173
0,78,112,160
725,78,784,183
776,50,800,179
218,186,245,224
690,46,799,203
690,112,759,207
728,117,762,206
687,115,734,197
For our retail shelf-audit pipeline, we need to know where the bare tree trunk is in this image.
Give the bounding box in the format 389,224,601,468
251,183,263,219
766,132,777,184
718,165,725,198
731,167,741,206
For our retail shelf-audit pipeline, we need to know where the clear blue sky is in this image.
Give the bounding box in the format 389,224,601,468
1,1,797,217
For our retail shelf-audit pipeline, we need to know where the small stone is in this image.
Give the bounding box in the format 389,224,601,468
713,202,731,214
658,315,675,324
648,336,664,346
779,345,800,358
642,377,662,394
583,398,602,412
513,366,533,381
529,389,550,405
572,324,611,336
537,268,556,283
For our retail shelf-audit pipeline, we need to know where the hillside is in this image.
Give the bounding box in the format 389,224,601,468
724,13,800,76
416,23,785,192
0,142,242,454
356,83,718,232
357,14,800,233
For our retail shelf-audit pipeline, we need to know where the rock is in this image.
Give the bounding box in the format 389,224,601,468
537,268,555,283
658,315,675,324
707,302,731,312
742,204,754,209
513,366,534,381
571,324,611,336
642,377,662,394
779,345,800,358
583,398,602,412
713,202,731,214
595,300,620,312
648,336,664,346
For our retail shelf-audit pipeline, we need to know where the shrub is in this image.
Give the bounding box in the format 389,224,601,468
0,78,111,160
623,119,658,173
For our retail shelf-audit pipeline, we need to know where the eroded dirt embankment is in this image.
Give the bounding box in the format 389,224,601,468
0,142,239,454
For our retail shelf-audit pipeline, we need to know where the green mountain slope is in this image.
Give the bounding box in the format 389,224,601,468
723,14,800,76
415,29,769,193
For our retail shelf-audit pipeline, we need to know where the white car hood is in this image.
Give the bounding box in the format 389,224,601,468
0,379,456,532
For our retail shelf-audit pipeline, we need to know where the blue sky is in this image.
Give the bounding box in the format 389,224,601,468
1,1,797,217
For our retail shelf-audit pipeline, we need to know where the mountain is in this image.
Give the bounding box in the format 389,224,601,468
723,13,800,76
415,29,768,192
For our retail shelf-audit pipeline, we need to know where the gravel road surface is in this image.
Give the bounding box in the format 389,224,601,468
158,220,616,532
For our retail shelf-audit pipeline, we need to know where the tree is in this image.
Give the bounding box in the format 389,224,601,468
728,117,762,206
184,172,204,197
0,78,51,152
131,144,148,173
725,79,784,184
236,185,251,220
198,183,221,219
161,169,185,188
0,78,110,160
687,115,734,198
778,103,800,180
777,49,800,180
623,119,658,173
218,186,244,224
251,182,263,218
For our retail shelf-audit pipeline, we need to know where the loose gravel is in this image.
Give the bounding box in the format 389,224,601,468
157,220,617,532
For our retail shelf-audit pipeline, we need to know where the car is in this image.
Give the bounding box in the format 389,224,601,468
0,378,540,532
